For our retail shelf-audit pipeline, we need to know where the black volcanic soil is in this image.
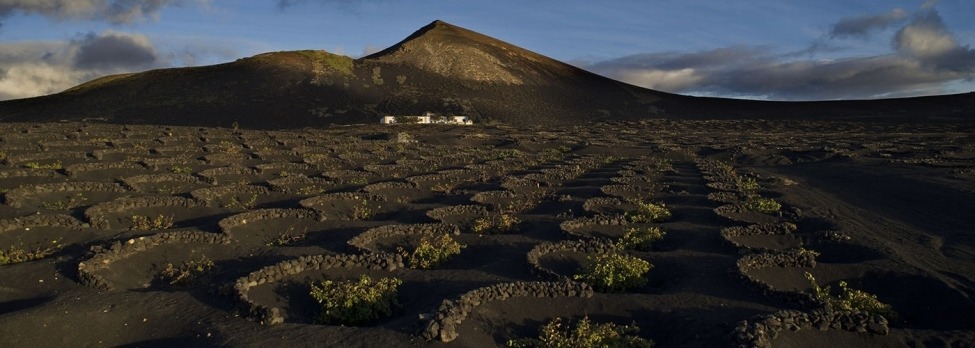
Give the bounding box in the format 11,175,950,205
1,120,974,347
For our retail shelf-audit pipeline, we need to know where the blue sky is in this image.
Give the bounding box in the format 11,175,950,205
1,0,972,101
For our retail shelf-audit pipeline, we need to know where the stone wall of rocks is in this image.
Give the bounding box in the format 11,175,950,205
266,176,333,193
425,205,488,222
731,308,890,348
121,173,205,191
198,166,259,184
203,153,252,165
92,148,148,160
65,161,146,177
232,252,403,325
348,223,460,253
5,182,128,208
190,184,270,205
4,151,89,166
526,239,617,281
255,162,312,174
85,195,200,229
420,280,595,342
77,231,230,290
581,197,624,214
0,168,63,178
298,192,387,210
218,208,322,235
362,181,416,193
0,214,88,233
720,222,798,252
559,215,629,239
140,156,201,169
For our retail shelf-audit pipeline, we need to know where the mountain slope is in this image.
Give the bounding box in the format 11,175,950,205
0,20,971,128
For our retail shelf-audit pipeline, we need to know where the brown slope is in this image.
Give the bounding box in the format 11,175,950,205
355,20,672,124
0,51,365,128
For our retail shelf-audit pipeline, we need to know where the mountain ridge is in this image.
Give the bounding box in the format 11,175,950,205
0,20,971,128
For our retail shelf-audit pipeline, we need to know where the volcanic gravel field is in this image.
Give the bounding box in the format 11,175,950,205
0,120,973,347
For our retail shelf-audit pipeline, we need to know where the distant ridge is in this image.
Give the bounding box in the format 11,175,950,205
0,20,972,128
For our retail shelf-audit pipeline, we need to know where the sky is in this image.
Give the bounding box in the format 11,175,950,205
0,0,973,101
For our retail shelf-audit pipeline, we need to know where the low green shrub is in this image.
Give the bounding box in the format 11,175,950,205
805,272,896,320
224,193,258,209
264,226,307,246
574,253,652,292
41,193,88,210
169,165,193,174
507,316,654,348
399,234,465,269
735,175,760,193
309,275,402,325
624,202,671,223
22,161,62,169
470,213,520,235
157,255,215,286
130,214,175,230
745,197,781,214
617,226,666,251
0,240,61,265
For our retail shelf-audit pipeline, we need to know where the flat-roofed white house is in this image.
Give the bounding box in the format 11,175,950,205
380,112,472,125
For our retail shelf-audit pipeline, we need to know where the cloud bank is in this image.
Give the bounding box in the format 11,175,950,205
0,0,199,26
589,6,974,100
0,30,158,100
0,29,242,101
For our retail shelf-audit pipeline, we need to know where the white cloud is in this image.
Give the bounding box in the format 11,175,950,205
612,68,703,92
587,5,975,100
0,30,239,101
829,9,907,38
0,0,205,25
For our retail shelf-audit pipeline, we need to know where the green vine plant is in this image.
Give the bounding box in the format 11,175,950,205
169,165,193,174
264,226,308,246
130,214,175,231
507,316,654,348
470,213,520,235
309,275,402,325
624,201,671,223
735,175,761,193
41,193,88,210
22,161,63,170
0,240,62,265
744,196,782,215
397,234,465,269
616,226,666,251
350,199,378,220
224,193,258,209
296,185,329,195
804,272,897,320
574,253,652,292
156,255,215,286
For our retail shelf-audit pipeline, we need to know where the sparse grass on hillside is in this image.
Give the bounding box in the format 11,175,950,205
297,50,354,76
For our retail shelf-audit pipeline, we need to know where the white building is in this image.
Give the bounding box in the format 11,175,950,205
380,112,473,125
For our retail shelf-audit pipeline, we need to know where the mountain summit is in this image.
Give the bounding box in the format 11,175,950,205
0,20,971,128
365,20,577,85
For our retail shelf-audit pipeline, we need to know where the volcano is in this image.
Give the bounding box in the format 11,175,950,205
0,20,971,128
